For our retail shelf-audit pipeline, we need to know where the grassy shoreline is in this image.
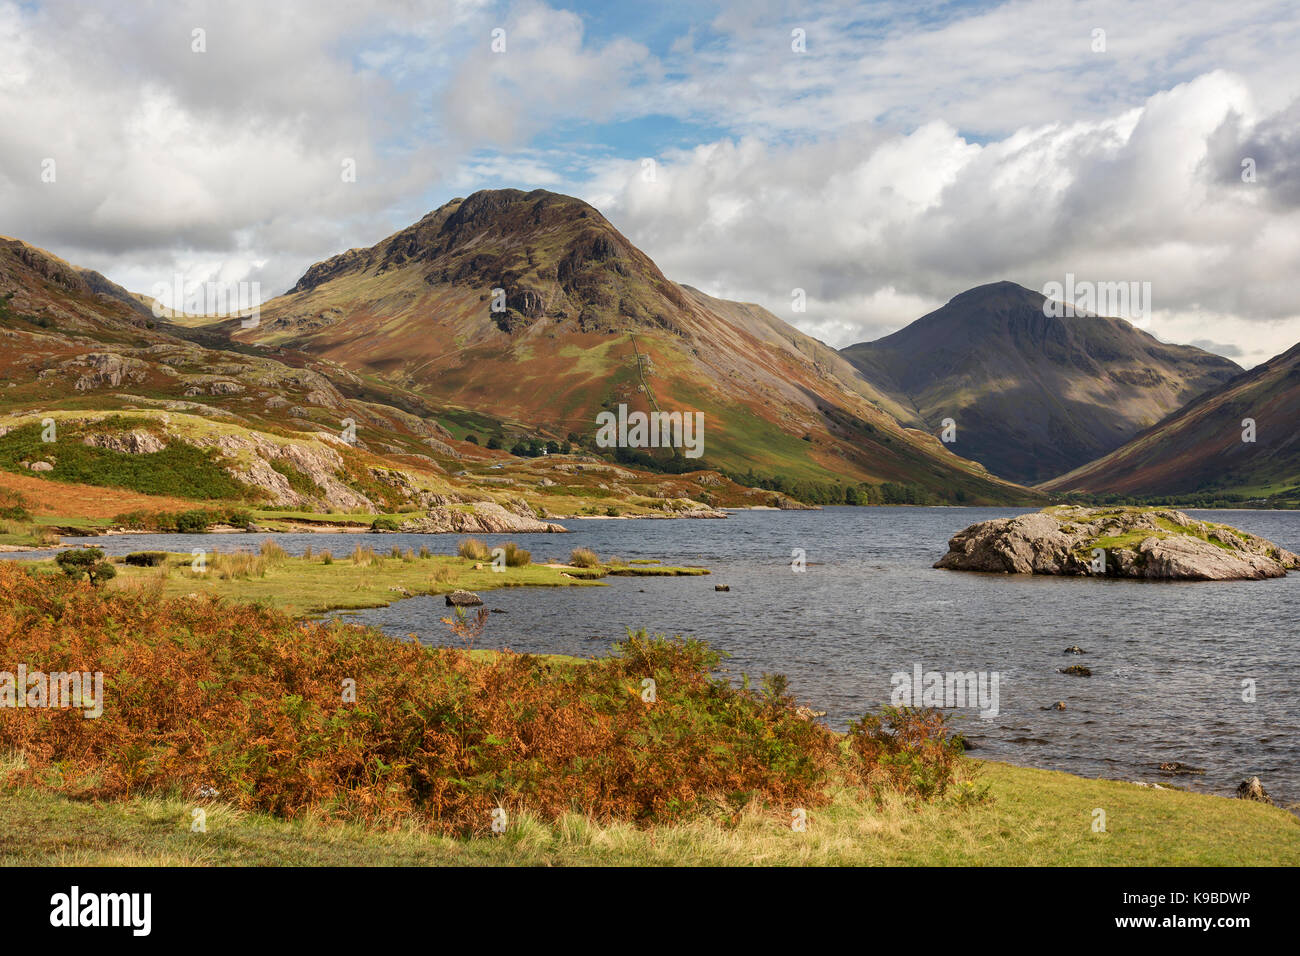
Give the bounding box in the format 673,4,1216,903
3,759,1295,866
2,546,1295,868
28,544,709,615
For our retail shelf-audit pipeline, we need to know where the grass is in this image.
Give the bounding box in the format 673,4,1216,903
101,549,609,614
2,558,1296,867
0,520,60,548
2,760,1295,866
0,418,248,501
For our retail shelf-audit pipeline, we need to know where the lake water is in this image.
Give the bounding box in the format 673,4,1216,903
18,507,1300,805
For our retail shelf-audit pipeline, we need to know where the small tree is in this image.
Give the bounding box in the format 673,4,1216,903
55,547,117,587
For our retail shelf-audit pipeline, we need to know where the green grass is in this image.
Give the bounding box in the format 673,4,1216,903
2,760,1294,866
0,418,248,501
103,550,613,614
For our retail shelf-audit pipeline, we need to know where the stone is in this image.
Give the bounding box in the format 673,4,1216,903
935,506,1298,581
1235,776,1273,804
82,429,166,454
445,589,483,607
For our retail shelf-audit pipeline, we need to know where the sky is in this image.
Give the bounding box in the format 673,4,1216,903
2,0,1299,367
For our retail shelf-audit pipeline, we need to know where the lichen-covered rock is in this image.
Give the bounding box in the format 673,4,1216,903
397,501,566,534
935,506,1298,581
82,429,167,454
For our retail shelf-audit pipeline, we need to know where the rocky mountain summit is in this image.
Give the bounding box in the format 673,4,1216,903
935,506,1299,580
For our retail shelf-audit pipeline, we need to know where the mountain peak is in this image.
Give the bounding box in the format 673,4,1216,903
946,280,1042,308
840,279,1243,483
287,187,627,298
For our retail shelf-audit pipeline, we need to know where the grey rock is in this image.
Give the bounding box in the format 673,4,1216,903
936,506,1298,581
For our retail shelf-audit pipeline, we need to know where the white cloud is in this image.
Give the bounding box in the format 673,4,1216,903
0,0,1298,366
584,71,1300,367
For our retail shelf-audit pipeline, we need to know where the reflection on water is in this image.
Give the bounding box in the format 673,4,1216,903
18,506,1300,804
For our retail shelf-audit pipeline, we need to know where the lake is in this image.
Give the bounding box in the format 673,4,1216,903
18,506,1300,805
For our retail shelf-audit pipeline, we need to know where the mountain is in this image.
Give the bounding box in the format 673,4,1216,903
0,234,787,527
232,188,1034,503
1041,341,1300,500
839,281,1243,484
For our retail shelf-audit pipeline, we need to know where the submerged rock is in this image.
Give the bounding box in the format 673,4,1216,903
934,506,1299,581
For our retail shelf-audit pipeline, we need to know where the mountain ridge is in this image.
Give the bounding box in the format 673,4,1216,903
1040,339,1300,499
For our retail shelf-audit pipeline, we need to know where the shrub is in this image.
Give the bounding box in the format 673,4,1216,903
175,510,211,534
501,541,530,567
846,706,969,802
570,547,600,568
370,517,400,532
0,489,31,522
123,551,168,567
54,547,115,586
0,568,841,835
457,538,490,560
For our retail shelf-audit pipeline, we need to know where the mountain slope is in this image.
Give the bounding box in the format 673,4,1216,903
1,235,783,523
1041,341,1300,499
839,281,1242,484
236,188,1033,503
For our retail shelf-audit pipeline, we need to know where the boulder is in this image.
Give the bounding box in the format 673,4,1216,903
445,589,483,607
82,429,167,454
1236,776,1273,804
935,506,1298,581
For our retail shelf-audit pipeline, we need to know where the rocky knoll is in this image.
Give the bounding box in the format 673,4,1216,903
397,501,566,534
935,506,1299,580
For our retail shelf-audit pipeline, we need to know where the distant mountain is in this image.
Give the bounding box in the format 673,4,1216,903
839,281,1242,484
1041,341,1300,500
234,188,1033,502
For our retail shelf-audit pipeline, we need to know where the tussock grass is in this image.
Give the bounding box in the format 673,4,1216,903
457,538,490,560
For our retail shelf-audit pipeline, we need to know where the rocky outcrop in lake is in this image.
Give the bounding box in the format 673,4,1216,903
935,506,1299,581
